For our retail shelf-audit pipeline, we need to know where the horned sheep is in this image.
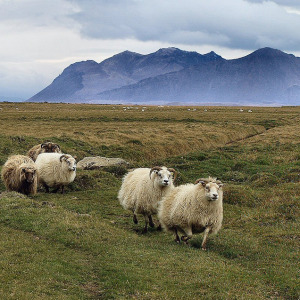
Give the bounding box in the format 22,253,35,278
1,155,38,195
158,177,224,250
118,166,177,233
35,153,76,194
27,142,62,162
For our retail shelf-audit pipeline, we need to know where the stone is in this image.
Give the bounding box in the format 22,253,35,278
77,156,129,170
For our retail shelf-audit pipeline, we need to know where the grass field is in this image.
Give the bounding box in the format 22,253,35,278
0,102,299,299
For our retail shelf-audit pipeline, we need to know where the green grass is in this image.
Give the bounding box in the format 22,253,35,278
0,103,299,299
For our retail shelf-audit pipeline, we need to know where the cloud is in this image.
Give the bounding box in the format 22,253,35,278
245,0,300,7
1,0,300,98
67,0,300,51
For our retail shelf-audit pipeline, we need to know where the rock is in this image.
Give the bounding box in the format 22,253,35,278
77,156,129,170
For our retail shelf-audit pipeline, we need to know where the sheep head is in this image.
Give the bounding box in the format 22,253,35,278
21,166,37,183
60,154,77,171
150,166,175,187
195,177,224,201
41,142,61,153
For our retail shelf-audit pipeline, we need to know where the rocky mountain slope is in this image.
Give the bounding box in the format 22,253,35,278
28,47,300,105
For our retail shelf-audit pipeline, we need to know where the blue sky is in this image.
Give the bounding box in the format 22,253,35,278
1,0,300,99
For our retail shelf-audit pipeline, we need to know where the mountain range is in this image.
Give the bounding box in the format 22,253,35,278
28,47,300,106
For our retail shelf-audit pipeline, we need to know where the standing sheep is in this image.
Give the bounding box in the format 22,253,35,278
27,142,62,161
158,177,224,250
1,155,38,195
35,153,76,194
118,166,177,233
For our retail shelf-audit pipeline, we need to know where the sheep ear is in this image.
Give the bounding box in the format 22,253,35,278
41,143,46,149
216,180,223,187
167,168,177,181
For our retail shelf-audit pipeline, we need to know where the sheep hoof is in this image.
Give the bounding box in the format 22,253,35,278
157,224,162,231
142,228,148,234
201,247,207,251
174,237,180,243
181,236,190,245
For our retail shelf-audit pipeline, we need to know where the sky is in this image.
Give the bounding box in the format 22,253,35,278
1,0,300,99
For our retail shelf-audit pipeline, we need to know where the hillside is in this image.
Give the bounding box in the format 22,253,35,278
27,47,300,106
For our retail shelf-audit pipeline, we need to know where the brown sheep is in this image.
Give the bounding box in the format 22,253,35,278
1,155,38,195
27,142,62,161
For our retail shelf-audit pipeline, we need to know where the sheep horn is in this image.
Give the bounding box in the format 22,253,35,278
60,154,68,162
195,178,208,186
167,168,177,181
149,166,162,178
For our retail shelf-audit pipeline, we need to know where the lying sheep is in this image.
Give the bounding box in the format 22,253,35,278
28,142,62,161
1,155,38,195
35,153,76,194
118,166,177,233
158,177,223,250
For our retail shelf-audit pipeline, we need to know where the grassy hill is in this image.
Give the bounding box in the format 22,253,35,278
0,103,299,299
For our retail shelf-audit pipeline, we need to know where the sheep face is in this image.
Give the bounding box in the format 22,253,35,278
196,179,223,201
153,168,173,187
60,155,76,171
21,167,37,183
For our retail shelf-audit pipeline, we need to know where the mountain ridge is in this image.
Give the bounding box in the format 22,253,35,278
28,47,300,105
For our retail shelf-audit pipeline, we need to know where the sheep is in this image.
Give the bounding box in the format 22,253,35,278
118,166,177,233
27,141,62,161
158,177,224,250
35,153,76,194
1,155,38,196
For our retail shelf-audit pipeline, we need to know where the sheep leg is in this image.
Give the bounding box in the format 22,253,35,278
157,223,162,231
133,214,138,224
142,215,149,234
174,228,180,243
148,215,155,228
181,227,193,245
201,227,211,251
61,185,65,194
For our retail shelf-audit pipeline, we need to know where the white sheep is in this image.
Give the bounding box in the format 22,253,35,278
118,166,177,233
35,153,76,194
158,177,224,250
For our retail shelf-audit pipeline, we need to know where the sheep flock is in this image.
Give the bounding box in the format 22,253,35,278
1,141,225,250
1,142,76,195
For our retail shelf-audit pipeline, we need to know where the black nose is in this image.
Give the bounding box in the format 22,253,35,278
164,180,169,183
213,194,218,198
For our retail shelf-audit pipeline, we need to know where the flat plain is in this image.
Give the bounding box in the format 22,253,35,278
0,102,299,299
